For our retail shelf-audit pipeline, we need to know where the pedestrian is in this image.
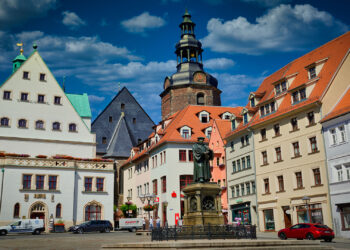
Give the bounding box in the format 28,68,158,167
178,218,183,227
142,217,146,230
156,216,161,228
149,216,153,230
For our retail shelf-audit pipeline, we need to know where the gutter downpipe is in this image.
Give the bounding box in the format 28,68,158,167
0,168,4,215
73,163,78,225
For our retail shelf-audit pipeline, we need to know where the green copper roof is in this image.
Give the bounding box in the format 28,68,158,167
13,54,26,62
66,93,92,118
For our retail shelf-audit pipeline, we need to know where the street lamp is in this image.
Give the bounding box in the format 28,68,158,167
139,193,156,220
126,196,132,218
302,196,310,223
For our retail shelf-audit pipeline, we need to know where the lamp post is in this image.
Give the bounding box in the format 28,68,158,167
126,196,132,218
139,193,156,220
302,196,310,223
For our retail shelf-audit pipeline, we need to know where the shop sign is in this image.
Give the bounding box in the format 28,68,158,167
34,194,46,199
236,198,243,203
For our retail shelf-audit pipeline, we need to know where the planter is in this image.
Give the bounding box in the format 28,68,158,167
54,224,65,233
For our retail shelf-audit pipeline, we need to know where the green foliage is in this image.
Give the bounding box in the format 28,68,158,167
120,203,137,217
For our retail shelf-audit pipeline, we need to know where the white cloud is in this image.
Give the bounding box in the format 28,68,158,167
121,12,166,34
240,0,291,7
88,95,105,103
62,11,86,30
204,58,235,70
202,4,348,55
0,0,56,29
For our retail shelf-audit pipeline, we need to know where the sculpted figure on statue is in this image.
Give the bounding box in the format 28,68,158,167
193,137,214,183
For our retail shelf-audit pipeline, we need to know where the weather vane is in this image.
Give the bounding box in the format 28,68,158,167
16,42,24,54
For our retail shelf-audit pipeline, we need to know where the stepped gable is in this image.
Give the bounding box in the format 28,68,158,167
91,87,155,158
249,31,350,127
123,105,242,165
321,87,350,122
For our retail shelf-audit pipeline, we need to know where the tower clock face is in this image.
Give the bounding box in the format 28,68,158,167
193,72,206,83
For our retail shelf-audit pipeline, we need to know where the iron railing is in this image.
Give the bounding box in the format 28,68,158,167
151,224,256,241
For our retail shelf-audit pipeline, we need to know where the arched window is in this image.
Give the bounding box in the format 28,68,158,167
0,117,9,126
13,203,20,218
85,204,101,221
56,203,62,218
18,119,27,128
35,120,44,129
52,122,60,131
197,93,204,105
69,123,77,132
121,103,125,110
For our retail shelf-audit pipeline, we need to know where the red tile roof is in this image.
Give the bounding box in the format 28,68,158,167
122,105,242,167
321,87,350,122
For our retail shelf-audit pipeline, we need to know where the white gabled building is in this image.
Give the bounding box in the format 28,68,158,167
0,45,114,229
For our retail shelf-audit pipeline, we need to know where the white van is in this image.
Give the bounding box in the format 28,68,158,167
117,218,143,232
0,219,45,235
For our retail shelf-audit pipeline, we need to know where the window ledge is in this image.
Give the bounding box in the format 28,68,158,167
311,184,323,188
306,123,316,128
291,155,302,159
19,189,61,193
276,190,286,193
82,191,108,194
274,160,283,164
259,138,268,143
35,128,45,131
293,187,305,191
272,134,281,138
3,99,12,101
18,127,28,129
262,192,271,196
0,125,10,128
308,150,320,155
289,128,300,133
260,163,269,167
69,130,78,133
54,103,63,106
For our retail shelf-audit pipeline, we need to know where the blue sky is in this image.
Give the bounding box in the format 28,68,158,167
0,0,349,123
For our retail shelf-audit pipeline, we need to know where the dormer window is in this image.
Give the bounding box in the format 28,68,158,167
309,67,316,79
180,126,191,139
231,119,236,130
205,127,212,139
260,101,276,117
243,113,248,124
221,112,232,120
250,98,255,107
292,88,306,104
199,111,209,123
275,81,287,95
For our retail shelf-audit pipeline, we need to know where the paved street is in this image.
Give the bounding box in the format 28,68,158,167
0,231,349,250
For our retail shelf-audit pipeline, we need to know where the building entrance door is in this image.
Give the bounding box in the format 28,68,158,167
30,202,46,226
283,206,292,228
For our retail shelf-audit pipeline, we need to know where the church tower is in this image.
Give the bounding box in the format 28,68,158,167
160,10,221,120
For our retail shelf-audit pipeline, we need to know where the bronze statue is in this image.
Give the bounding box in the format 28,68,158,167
193,137,214,183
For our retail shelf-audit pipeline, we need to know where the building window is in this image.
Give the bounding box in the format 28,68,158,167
330,129,337,145
23,71,29,79
335,166,343,182
292,88,306,104
121,103,125,110
96,178,104,191
243,113,248,124
246,156,251,168
309,137,318,153
307,112,315,125
278,175,284,192
275,147,282,162
197,93,204,105
292,142,300,157
56,204,62,218
69,123,77,132
237,159,241,171
291,118,298,131
297,203,323,224
200,113,209,123
180,175,193,190
109,116,112,123
295,172,303,188
54,96,61,105
49,176,57,190
241,157,246,169
18,119,27,128
241,183,245,196
231,119,236,130
216,157,220,166
260,128,266,141
153,179,157,195
85,204,101,221
273,124,280,136
262,151,268,165
13,203,20,218
339,125,346,143
313,168,321,186
35,120,44,130
23,175,31,189
264,178,270,193
188,150,193,161
309,67,316,79
3,91,11,100
230,141,234,150
264,209,275,231
250,98,255,107
246,183,251,195
232,161,236,173
245,135,249,145
102,137,107,144
21,93,28,101
39,73,46,81
236,185,240,197
252,181,256,193
179,150,186,162
275,81,287,95
85,177,92,192
37,94,45,103
52,122,60,131
260,106,265,116
231,187,235,198
133,118,136,124
161,176,166,193
182,128,190,139
340,205,350,230
0,117,9,127
36,175,44,190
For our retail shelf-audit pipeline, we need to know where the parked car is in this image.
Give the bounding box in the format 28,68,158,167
116,218,143,232
0,219,45,236
69,220,113,234
278,223,334,242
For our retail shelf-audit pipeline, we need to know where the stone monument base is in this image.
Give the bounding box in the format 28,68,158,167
182,182,224,226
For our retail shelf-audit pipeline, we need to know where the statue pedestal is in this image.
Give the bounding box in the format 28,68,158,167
182,182,224,226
